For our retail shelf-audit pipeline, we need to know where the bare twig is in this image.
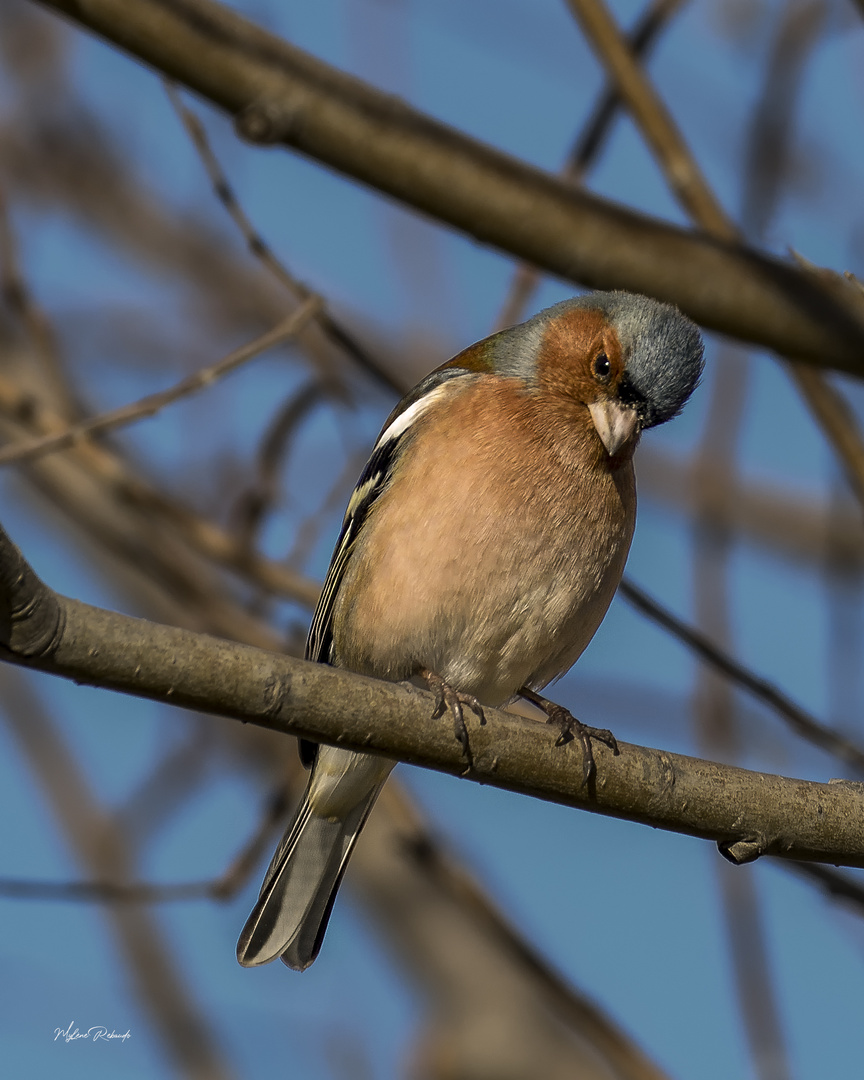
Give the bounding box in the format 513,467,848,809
0,365,321,613
0,296,321,467
164,80,309,298
787,861,864,914
164,80,403,396
0,781,290,903
620,579,864,772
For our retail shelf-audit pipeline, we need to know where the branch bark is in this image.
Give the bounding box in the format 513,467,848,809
33,0,864,377
2,520,863,869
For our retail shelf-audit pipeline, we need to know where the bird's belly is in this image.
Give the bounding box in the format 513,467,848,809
432,542,628,702
333,499,632,706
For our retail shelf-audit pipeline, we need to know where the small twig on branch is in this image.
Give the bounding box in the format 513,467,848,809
164,80,310,298
786,861,864,915
0,296,321,468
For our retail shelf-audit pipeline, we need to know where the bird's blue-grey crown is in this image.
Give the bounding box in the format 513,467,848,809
595,291,704,427
497,291,704,429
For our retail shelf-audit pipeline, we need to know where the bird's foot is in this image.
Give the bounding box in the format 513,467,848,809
519,687,618,788
420,668,485,766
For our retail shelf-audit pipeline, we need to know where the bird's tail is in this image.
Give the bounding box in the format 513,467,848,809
237,748,391,970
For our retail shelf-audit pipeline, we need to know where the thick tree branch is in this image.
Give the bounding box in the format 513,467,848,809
3,347,852,771
32,0,864,377
2,521,864,869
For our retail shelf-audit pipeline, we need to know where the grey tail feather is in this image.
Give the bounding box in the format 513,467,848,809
236,782,384,971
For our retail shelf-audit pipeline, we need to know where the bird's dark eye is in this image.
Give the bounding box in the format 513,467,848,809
592,352,611,382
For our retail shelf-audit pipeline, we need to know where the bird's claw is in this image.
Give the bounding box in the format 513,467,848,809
544,704,618,786
420,669,485,767
520,688,618,788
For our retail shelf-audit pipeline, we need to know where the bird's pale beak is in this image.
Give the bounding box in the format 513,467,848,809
588,399,639,456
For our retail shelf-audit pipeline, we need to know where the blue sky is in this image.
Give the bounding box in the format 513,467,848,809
3,1,864,1078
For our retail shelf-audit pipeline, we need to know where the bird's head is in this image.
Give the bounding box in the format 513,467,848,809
486,291,705,457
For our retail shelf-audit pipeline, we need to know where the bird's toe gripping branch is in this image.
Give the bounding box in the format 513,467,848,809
519,687,619,788
419,668,486,768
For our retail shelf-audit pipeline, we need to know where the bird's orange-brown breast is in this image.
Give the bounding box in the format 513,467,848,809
330,373,636,700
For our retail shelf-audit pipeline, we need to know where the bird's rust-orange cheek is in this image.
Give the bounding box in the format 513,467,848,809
535,309,625,403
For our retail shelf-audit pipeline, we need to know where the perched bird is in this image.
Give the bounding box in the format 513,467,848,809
237,291,704,971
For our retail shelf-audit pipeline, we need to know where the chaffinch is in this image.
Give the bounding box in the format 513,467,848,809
237,291,704,971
